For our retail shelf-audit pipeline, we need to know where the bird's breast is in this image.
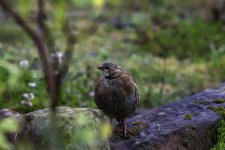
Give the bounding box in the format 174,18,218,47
94,76,138,119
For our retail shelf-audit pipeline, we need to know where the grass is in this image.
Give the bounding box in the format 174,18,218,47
211,120,225,150
0,22,29,42
0,19,224,112
0,0,225,113
208,107,225,119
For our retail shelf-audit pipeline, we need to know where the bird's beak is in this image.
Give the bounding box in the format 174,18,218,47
97,66,103,70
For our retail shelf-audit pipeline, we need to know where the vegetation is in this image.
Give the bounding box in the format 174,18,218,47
0,0,224,112
211,120,225,150
0,118,19,150
0,0,225,148
183,114,193,120
208,107,225,119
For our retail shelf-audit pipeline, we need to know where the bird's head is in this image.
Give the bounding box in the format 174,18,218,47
97,63,123,78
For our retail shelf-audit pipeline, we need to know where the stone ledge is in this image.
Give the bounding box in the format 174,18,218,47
110,83,225,150
1,84,225,150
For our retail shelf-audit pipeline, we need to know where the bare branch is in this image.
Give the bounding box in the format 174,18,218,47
37,0,55,48
0,0,58,113
57,20,76,85
37,0,60,76
37,0,44,31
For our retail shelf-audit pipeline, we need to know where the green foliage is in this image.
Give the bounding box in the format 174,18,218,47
71,114,97,147
211,120,225,150
92,0,105,8
0,118,19,150
0,60,20,88
71,0,91,8
0,0,225,111
16,0,32,16
2,0,225,148
131,13,150,29
54,0,66,29
209,50,225,81
0,49,48,112
207,107,225,119
148,20,225,59
107,0,120,6
0,23,28,42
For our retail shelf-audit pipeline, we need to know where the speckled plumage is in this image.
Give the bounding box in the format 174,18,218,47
94,63,139,136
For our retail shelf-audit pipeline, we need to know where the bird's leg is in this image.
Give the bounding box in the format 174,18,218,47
123,118,127,136
122,119,136,136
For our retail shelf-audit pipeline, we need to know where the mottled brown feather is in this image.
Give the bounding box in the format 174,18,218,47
94,64,139,120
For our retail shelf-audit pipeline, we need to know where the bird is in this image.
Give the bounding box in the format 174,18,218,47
94,62,139,136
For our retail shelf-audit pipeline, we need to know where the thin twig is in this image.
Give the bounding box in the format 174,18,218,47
37,0,60,73
0,0,58,113
58,19,76,85
37,0,58,112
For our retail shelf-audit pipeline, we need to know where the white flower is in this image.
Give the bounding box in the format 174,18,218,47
21,99,33,107
29,93,35,99
57,52,63,59
22,92,35,99
28,82,36,88
22,93,29,98
57,52,63,63
19,60,29,68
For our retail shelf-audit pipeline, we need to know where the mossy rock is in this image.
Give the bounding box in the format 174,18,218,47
21,106,109,150
207,106,225,118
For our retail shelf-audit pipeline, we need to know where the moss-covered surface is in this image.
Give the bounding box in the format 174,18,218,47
195,100,210,105
212,99,225,104
184,114,193,120
22,107,109,150
112,121,148,139
195,99,225,106
207,106,225,118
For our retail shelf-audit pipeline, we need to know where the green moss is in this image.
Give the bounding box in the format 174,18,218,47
207,106,215,111
215,107,225,118
207,106,225,118
131,121,142,126
113,122,148,138
212,99,225,104
195,100,209,105
184,114,192,120
195,99,225,105
129,122,148,135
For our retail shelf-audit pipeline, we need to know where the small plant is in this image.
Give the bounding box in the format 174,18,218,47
212,100,225,104
208,107,225,118
195,100,209,105
0,118,19,150
183,114,192,120
211,120,225,150
0,0,77,113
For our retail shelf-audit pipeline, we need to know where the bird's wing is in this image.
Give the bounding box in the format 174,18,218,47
134,81,140,104
94,78,108,110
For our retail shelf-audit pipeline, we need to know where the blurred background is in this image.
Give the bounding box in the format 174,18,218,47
0,0,225,113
